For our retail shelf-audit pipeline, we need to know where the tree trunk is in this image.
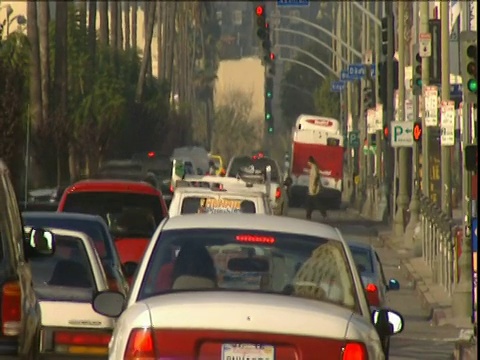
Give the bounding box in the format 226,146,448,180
54,2,69,186
144,1,152,77
156,0,162,79
99,1,109,45
135,1,156,103
166,3,177,88
38,2,50,124
27,1,43,187
131,1,137,49
78,1,87,32
160,2,168,79
117,2,123,50
124,1,130,49
110,2,118,49
87,0,97,84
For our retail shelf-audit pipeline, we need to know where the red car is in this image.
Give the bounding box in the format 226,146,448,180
57,180,168,272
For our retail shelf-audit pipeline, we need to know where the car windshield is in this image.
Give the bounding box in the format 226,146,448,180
29,235,95,290
138,229,359,312
62,192,164,238
180,197,257,214
22,215,113,260
227,156,280,182
349,245,374,273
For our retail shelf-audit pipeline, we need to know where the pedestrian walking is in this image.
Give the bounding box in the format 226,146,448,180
306,156,327,220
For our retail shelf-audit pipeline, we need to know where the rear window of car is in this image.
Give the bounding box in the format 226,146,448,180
62,192,164,238
138,229,360,313
227,156,280,182
29,235,95,289
349,245,374,273
180,197,257,214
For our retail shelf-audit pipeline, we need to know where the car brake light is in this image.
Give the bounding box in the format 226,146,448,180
366,283,377,292
236,235,275,244
2,282,21,336
275,187,281,199
365,283,380,307
342,342,367,360
54,331,111,355
169,185,174,193
124,328,156,360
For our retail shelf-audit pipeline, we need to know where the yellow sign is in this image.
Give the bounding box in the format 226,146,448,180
199,198,242,213
354,175,360,185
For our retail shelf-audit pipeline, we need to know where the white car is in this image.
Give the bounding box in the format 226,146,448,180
24,226,115,359
91,214,404,359
168,186,272,217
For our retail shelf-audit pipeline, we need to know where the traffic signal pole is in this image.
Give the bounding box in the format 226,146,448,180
394,1,410,237
420,1,431,200
374,1,383,207
440,2,452,219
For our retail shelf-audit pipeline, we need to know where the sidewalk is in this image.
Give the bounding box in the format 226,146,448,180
373,209,478,360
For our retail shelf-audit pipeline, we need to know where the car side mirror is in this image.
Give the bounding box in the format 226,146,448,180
122,262,138,278
92,290,126,318
387,278,400,291
28,228,55,256
372,309,404,336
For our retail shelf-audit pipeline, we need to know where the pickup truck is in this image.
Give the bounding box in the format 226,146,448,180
225,155,288,216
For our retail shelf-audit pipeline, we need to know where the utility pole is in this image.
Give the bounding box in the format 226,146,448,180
405,1,421,251
346,2,354,195
374,1,382,201
359,3,367,205
394,1,410,236
420,1,430,199
440,2,452,219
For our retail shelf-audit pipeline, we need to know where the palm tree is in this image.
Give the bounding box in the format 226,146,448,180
99,1,109,45
88,0,97,79
131,1,137,49
124,1,130,49
156,0,162,78
27,1,42,133
38,2,50,124
110,2,118,49
144,1,153,77
117,2,123,50
135,1,157,103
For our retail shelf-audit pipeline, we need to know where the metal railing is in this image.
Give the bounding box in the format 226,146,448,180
420,195,459,295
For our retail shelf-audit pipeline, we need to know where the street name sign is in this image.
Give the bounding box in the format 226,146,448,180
330,81,346,92
391,121,414,147
341,69,351,81
277,0,310,7
348,64,366,80
419,32,432,57
440,100,455,146
424,86,439,126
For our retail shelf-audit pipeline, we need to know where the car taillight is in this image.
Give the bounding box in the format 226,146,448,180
54,331,111,355
2,281,21,336
124,328,156,360
275,187,281,199
169,185,174,193
342,342,368,360
365,283,380,307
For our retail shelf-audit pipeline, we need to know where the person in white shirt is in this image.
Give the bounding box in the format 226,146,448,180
306,156,327,220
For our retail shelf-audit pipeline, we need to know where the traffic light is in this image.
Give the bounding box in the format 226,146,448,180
265,76,273,99
413,121,422,142
383,125,389,143
265,98,274,134
267,52,275,75
378,61,399,106
465,144,478,172
460,31,477,105
381,17,388,56
413,45,422,95
255,5,267,41
363,86,375,109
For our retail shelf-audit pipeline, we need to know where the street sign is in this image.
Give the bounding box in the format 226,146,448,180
348,64,366,80
367,109,376,134
440,100,456,146
419,32,432,57
364,50,373,65
349,131,360,147
375,104,383,131
277,0,310,7
390,121,414,147
341,69,352,81
330,81,346,93
424,85,439,126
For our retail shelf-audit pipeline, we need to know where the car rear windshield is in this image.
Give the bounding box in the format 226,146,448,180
138,229,359,312
349,245,374,273
62,192,164,238
180,197,257,214
227,157,280,182
23,216,113,260
30,235,95,290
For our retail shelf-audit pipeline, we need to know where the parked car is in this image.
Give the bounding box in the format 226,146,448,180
57,179,168,270
91,214,404,359
23,212,131,295
0,160,55,357
25,227,114,359
347,240,400,308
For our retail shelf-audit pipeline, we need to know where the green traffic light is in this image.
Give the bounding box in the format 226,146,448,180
266,91,272,99
268,127,274,133
266,113,271,120
416,78,422,87
467,78,478,92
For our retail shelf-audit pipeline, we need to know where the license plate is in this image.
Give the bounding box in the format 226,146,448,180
222,344,275,360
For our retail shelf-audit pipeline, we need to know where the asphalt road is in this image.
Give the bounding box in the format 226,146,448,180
288,207,459,359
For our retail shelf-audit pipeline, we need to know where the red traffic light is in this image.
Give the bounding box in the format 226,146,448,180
413,122,422,142
256,5,265,17
269,52,275,60
383,126,389,138
147,151,155,158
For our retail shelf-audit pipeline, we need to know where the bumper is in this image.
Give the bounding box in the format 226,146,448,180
0,336,18,356
39,355,107,360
